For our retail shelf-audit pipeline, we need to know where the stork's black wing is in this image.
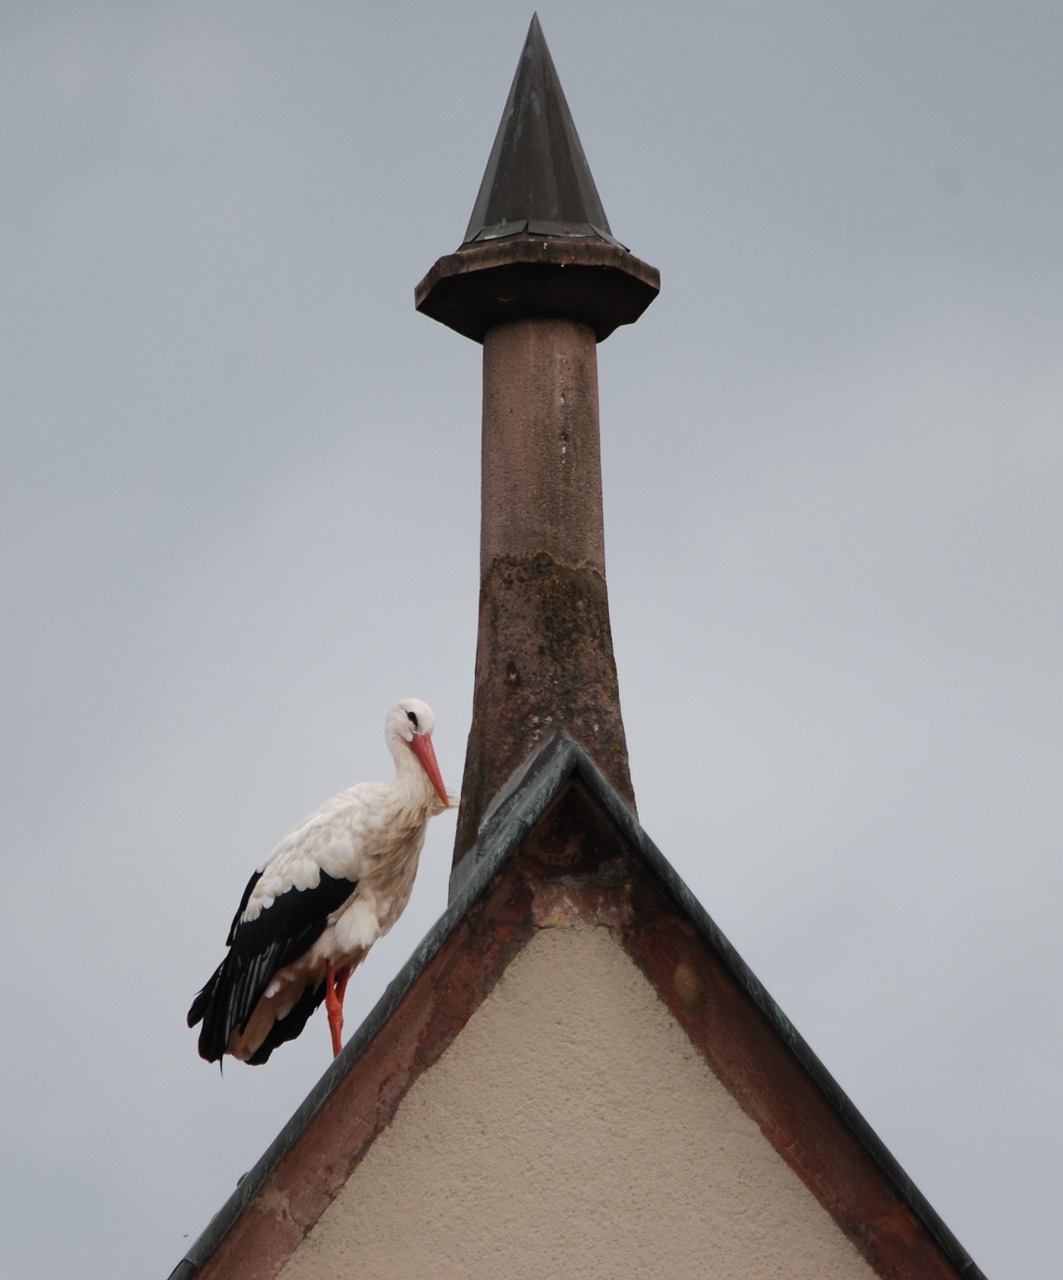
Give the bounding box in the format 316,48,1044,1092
188,869,357,1063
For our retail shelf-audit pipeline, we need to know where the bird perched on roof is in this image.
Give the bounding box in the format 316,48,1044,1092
188,698,455,1065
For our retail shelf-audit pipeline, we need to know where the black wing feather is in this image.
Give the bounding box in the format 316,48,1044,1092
227,868,263,944
188,869,358,1062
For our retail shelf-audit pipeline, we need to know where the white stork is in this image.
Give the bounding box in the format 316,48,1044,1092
188,698,455,1064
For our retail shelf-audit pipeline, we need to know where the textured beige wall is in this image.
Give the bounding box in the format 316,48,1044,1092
279,925,876,1280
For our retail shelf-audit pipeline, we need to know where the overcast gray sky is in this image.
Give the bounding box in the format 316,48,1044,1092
3,4,1061,1276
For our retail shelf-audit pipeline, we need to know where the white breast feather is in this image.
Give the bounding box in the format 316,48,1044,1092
330,892,386,954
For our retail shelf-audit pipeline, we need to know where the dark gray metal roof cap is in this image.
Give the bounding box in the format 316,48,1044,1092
464,14,622,247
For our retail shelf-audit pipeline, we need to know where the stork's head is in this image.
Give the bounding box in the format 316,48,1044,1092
387,698,451,807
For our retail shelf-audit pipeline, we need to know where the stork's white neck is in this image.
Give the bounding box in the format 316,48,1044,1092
386,734,440,812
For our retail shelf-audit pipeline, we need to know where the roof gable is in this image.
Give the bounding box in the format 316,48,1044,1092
171,733,984,1280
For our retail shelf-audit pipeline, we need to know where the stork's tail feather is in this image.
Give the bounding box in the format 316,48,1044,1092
187,965,222,1030
187,963,235,1063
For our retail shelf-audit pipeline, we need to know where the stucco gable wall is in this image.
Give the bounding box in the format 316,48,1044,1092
278,923,875,1279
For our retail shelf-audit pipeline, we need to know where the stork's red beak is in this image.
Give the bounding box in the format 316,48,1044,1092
409,732,451,807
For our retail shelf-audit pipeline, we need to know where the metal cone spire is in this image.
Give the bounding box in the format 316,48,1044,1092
464,14,618,246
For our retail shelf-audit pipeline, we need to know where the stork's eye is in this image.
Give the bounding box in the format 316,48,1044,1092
406,710,419,729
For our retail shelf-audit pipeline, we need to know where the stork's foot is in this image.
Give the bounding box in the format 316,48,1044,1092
324,961,352,1058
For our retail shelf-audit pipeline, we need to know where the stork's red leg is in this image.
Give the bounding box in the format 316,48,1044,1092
324,960,344,1058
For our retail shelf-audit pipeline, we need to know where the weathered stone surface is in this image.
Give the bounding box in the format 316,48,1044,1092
454,552,633,858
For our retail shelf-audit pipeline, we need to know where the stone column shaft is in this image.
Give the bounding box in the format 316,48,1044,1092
453,316,633,859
